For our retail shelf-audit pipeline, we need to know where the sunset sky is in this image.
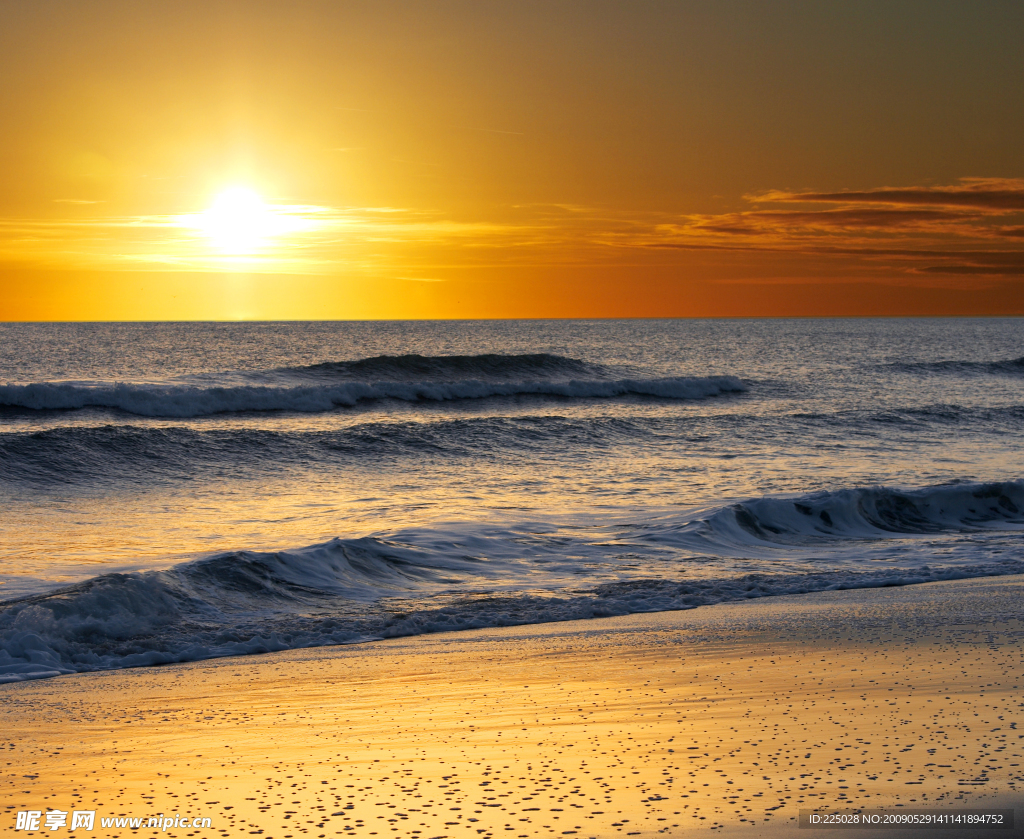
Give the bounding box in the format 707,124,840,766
2,0,1022,319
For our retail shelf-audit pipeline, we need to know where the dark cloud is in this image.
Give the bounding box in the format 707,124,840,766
668,207,980,242
919,264,1024,276
755,178,1024,211
695,224,762,236
748,208,976,227
609,177,1024,284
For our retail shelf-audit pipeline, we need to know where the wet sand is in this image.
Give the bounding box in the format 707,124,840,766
2,576,1023,838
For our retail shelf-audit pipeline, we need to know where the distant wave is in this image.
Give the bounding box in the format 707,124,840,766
0,417,653,486
281,353,603,381
0,376,745,417
889,356,1024,377
791,403,1024,428
0,352,746,417
2,479,1023,682
863,404,1024,426
7,406,1024,488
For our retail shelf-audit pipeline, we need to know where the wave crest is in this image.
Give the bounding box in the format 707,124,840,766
691,481,1024,549
0,375,747,417
283,353,603,381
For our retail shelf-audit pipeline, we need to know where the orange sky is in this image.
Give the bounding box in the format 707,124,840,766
1,0,1022,319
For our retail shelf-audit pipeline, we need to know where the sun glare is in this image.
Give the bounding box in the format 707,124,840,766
173,185,326,267
198,187,280,254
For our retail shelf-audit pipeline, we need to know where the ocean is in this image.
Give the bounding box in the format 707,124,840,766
1,318,1023,683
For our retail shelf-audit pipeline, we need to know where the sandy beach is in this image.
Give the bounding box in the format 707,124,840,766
2,576,1022,839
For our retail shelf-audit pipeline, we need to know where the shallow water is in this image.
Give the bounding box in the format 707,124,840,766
2,318,1023,681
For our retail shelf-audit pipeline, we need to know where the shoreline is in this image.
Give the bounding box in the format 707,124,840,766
2,575,1022,838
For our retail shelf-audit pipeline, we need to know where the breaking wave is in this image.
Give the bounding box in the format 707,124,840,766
674,480,1024,552
0,353,746,417
2,480,1023,683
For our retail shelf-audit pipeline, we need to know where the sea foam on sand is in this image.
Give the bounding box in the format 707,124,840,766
1,576,1022,839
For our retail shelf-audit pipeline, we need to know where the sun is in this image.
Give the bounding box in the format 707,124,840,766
197,187,280,254
177,185,324,266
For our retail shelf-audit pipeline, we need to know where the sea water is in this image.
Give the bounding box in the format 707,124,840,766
1,318,1022,681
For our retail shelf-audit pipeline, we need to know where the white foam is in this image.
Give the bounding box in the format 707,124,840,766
0,376,747,417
